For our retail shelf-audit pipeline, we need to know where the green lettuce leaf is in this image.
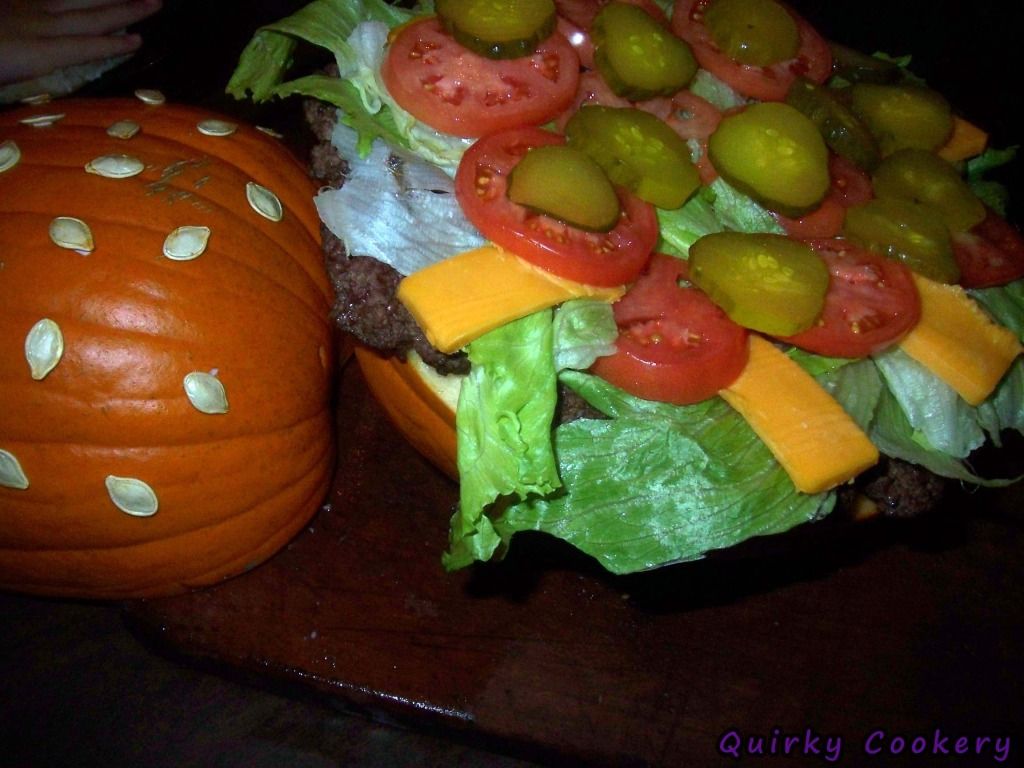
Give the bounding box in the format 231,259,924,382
445,311,561,570
869,386,1016,486
964,146,1017,215
494,372,834,574
815,358,885,433
271,74,408,152
657,189,725,257
656,179,784,259
552,300,618,372
228,0,469,169
971,279,1024,339
872,347,986,459
226,0,413,101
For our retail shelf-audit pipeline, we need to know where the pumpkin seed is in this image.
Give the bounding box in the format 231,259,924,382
197,119,237,137
183,371,229,414
107,120,141,140
163,225,211,261
0,140,20,174
246,181,283,222
85,154,145,179
24,318,64,380
134,88,166,105
20,93,52,105
256,126,283,139
105,475,159,517
0,449,29,490
19,113,65,127
49,216,94,254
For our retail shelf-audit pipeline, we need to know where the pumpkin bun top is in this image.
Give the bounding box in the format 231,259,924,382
0,95,336,599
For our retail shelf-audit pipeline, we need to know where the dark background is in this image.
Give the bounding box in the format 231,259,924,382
2,1,1023,767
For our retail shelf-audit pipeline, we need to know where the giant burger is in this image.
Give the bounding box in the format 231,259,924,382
228,0,1024,574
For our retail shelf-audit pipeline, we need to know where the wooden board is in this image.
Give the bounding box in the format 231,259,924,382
124,354,1024,766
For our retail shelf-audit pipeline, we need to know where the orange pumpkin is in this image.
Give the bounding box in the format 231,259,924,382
0,97,336,598
354,345,458,480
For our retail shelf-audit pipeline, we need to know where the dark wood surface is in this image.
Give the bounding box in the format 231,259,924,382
124,353,1024,767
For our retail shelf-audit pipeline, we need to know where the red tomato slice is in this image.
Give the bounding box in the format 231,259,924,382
455,127,658,286
777,239,921,358
553,69,632,130
591,253,749,404
774,155,873,239
671,0,832,101
382,18,581,138
661,90,723,184
952,209,1024,288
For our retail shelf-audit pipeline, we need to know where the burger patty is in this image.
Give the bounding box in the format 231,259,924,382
306,97,470,376
303,95,946,518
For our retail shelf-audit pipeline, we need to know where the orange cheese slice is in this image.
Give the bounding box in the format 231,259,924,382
899,274,1022,406
397,245,624,354
720,336,879,494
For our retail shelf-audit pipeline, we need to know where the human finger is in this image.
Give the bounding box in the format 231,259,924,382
0,33,142,86
36,0,162,38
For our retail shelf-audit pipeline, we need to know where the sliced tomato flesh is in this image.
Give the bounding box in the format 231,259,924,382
777,239,921,358
953,209,1024,289
454,127,658,286
775,154,874,239
591,253,749,404
383,17,581,137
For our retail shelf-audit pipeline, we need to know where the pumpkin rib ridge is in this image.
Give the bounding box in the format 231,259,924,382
0,173,330,321
6,100,322,238
0,435,333,557
3,270,331,357
8,132,330,311
0,407,333,452
0,463,331,597
0,215,329,329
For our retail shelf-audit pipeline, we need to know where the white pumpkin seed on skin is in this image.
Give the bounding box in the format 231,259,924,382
246,181,283,222
0,140,20,174
19,113,64,127
49,216,94,254
85,154,145,179
163,225,211,261
256,126,283,139
134,88,165,105
197,119,237,137
183,372,229,414
0,449,29,490
107,120,141,140
105,476,159,517
25,318,63,380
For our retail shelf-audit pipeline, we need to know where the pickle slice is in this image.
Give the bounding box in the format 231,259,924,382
786,77,881,171
507,145,622,232
565,105,701,210
708,102,830,216
828,42,902,85
704,0,800,66
689,232,829,336
872,148,986,233
850,83,953,156
436,0,556,59
592,2,697,100
843,198,959,283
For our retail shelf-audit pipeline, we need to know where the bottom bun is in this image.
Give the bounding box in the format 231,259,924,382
353,345,461,480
